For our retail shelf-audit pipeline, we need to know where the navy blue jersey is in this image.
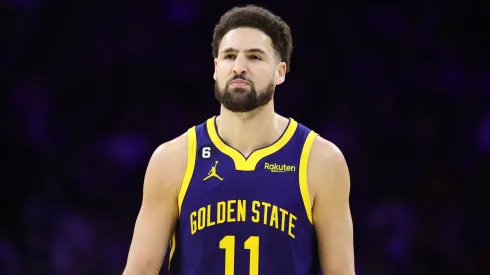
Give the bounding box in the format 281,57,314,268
167,116,320,275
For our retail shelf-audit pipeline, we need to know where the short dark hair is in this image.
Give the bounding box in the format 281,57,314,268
212,5,293,73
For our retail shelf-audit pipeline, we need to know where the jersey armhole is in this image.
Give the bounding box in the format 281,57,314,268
177,126,197,216
298,131,318,225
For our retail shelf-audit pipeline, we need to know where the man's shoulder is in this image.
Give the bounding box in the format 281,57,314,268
310,136,345,165
148,130,192,184
308,135,349,194
153,117,209,161
159,131,189,153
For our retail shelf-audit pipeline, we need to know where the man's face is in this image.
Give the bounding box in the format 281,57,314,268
213,27,286,112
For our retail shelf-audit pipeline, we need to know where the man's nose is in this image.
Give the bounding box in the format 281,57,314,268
232,56,248,75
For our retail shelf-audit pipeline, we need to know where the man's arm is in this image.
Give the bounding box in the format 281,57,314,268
309,137,355,275
123,134,188,275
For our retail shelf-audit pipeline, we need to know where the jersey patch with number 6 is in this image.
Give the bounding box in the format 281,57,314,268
199,145,213,159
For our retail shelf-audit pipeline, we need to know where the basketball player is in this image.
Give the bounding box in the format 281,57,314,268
123,4,355,275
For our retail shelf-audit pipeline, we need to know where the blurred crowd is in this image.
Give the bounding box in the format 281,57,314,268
2,0,489,274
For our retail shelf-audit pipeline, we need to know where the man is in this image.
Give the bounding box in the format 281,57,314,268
123,4,355,275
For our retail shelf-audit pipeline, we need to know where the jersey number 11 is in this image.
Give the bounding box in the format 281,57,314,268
220,235,259,275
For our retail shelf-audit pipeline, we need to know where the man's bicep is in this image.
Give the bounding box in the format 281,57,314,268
124,142,184,274
311,139,355,275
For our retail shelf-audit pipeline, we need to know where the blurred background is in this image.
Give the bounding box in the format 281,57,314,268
2,0,489,274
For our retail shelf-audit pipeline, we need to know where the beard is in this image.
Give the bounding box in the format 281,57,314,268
214,77,275,113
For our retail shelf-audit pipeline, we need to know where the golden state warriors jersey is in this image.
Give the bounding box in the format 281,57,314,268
167,116,320,275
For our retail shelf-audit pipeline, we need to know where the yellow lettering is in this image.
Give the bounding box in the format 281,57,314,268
237,200,246,222
198,207,206,230
269,205,279,229
261,202,271,225
288,214,297,238
207,204,215,227
190,211,197,234
227,200,236,222
279,208,288,232
217,201,226,224
189,200,297,239
264,162,296,172
251,201,260,223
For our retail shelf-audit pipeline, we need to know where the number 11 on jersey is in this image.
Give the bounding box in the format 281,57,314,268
219,235,259,275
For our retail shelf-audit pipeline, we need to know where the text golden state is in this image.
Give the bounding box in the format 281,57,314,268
189,200,297,238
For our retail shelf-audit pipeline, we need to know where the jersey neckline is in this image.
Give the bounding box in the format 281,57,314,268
205,116,298,171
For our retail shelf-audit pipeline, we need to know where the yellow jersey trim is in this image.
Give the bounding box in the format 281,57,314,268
206,117,298,171
299,131,318,224
168,233,176,271
171,127,197,270
177,126,197,215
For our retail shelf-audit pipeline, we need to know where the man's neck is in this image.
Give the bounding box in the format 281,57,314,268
215,102,288,158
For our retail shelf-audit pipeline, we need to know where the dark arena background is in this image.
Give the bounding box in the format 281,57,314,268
2,0,489,274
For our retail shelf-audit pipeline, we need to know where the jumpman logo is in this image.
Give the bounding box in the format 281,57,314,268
203,161,224,181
